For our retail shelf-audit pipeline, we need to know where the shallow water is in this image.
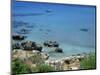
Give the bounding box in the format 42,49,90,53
12,2,96,60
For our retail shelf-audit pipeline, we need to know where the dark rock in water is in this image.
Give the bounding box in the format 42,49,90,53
80,28,88,32
43,41,50,46
53,41,59,47
21,41,42,52
21,41,36,50
43,41,59,47
12,35,27,41
21,41,36,48
48,43,53,47
43,41,48,46
12,43,21,49
76,54,81,56
55,47,63,53
34,44,42,52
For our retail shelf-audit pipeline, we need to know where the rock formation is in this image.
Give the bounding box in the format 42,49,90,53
55,47,63,53
12,35,26,41
43,41,59,47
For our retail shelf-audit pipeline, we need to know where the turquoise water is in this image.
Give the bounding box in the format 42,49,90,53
12,1,96,60
43,44,95,60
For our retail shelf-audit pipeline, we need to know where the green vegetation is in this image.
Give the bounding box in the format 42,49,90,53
36,64,55,72
12,58,55,74
12,52,96,74
80,53,96,69
30,64,55,73
28,53,44,65
12,59,31,74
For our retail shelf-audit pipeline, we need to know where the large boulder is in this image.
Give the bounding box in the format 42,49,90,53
55,47,63,53
21,41,42,52
34,44,42,52
43,41,51,46
21,41,36,50
53,41,59,47
43,41,59,47
12,35,26,41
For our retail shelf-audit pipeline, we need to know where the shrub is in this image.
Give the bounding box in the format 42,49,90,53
12,59,31,74
36,64,55,72
80,53,96,69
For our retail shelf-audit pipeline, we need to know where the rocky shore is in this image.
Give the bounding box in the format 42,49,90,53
12,40,88,71
45,54,86,70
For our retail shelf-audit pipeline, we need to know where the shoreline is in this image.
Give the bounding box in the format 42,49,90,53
12,49,93,71
12,40,96,72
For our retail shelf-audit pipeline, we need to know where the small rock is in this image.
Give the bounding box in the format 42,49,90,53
34,44,42,52
12,34,26,41
43,41,59,47
53,41,59,47
41,52,49,60
55,47,63,53
70,67,79,70
12,43,21,49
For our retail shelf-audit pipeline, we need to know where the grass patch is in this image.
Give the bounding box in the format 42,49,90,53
36,64,55,72
80,52,96,70
12,58,31,74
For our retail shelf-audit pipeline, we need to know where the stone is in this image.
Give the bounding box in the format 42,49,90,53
21,41,42,52
12,35,26,41
70,67,79,70
34,44,42,52
55,47,63,53
12,43,21,49
58,56,81,70
53,41,59,47
21,41,36,50
43,41,59,47
43,41,49,46
41,52,49,60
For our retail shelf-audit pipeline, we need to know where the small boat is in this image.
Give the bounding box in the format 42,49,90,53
80,28,88,32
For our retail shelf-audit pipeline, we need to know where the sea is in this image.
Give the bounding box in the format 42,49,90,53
12,1,96,60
